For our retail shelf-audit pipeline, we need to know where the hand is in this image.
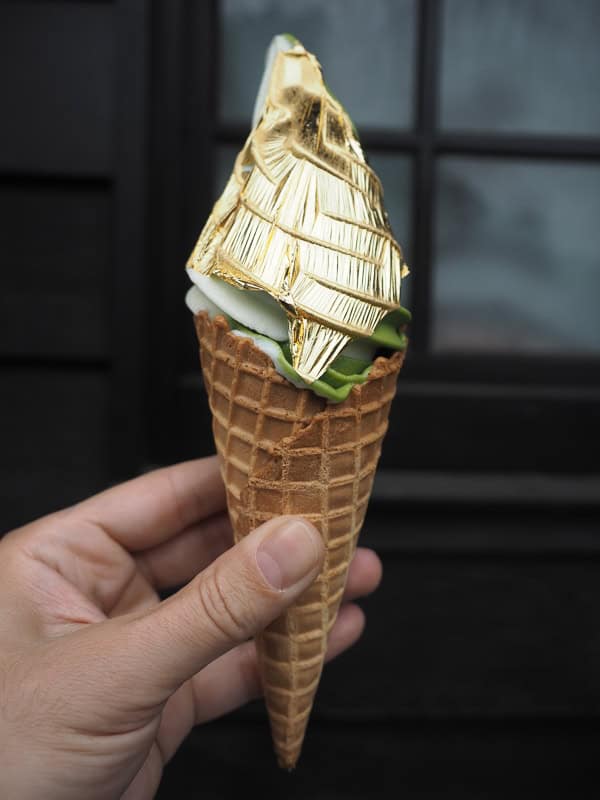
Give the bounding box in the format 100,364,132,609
0,457,382,800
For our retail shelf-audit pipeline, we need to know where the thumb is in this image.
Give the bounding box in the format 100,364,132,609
97,516,323,703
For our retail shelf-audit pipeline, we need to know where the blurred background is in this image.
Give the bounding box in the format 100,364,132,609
1,0,600,796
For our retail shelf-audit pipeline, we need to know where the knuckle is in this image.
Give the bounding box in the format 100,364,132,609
197,566,251,643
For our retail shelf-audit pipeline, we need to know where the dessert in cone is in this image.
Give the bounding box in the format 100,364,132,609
185,34,410,768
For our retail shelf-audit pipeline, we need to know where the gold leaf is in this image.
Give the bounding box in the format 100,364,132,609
187,40,408,383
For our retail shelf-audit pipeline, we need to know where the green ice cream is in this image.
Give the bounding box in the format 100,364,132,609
185,281,409,402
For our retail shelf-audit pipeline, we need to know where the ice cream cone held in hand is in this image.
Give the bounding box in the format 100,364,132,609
185,34,410,769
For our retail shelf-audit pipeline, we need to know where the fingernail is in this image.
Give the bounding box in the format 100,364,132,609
256,519,322,591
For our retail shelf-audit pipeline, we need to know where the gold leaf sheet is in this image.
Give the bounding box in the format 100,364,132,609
187,40,408,383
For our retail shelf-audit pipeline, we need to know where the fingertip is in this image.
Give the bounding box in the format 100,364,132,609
340,602,366,638
344,548,383,602
290,516,325,566
284,516,324,556
356,547,383,593
325,603,366,663
254,516,323,592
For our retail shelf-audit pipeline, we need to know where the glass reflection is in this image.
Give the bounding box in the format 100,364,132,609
440,0,600,135
221,0,415,130
434,158,600,354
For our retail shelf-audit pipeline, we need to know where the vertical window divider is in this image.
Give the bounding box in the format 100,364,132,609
411,0,441,354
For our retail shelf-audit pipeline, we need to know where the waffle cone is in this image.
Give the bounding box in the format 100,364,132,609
193,312,403,768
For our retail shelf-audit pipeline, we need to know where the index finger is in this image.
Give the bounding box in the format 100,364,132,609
70,457,226,551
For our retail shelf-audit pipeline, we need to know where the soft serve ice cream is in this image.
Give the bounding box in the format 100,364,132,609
186,34,410,401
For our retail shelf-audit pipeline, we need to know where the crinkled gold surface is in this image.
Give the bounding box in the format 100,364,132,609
187,41,408,383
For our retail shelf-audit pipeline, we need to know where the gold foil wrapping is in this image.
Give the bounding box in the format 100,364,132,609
187,40,408,383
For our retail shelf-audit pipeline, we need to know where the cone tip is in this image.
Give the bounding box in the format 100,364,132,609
277,752,300,771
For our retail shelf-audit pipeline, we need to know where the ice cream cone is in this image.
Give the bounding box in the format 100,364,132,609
193,312,404,769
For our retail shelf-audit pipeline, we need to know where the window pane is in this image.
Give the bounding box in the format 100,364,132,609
221,0,416,131
433,158,600,354
440,0,600,135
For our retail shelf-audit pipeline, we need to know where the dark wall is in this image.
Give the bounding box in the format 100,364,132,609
1,0,148,528
2,1,600,798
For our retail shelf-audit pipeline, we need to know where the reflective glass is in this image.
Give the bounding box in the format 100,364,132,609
440,0,600,135
434,158,600,353
221,0,415,130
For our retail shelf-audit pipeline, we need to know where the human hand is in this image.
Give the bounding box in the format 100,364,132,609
0,457,382,800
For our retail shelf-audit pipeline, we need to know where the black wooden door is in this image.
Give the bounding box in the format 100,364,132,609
2,1,600,798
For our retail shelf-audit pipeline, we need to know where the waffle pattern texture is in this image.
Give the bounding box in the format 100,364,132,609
194,313,403,768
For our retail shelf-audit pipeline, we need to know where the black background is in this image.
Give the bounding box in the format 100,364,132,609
1,1,600,797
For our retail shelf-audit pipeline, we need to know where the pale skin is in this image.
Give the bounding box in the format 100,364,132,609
0,456,382,799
